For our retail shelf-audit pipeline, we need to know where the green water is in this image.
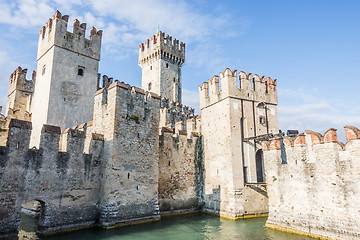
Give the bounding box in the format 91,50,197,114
43,213,314,240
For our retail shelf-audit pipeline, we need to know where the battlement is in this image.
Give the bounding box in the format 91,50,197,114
138,31,185,67
159,97,196,130
94,78,161,104
199,68,278,109
263,126,360,239
6,66,34,121
4,119,103,155
262,126,360,153
93,79,161,133
37,10,102,61
8,66,35,95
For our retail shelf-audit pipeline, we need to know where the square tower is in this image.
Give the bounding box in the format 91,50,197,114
30,11,102,147
139,31,185,103
199,68,279,219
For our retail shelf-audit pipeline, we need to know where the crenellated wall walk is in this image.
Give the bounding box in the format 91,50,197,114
263,126,360,240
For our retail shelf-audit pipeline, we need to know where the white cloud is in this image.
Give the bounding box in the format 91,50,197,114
0,0,245,75
278,87,360,142
0,51,16,113
182,88,200,114
0,0,54,28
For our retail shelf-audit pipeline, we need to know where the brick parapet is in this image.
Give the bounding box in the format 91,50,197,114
263,125,360,240
263,126,360,152
138,31,185,67
199,68,278,110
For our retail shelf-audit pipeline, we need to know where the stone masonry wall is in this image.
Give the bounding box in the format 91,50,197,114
139,31,185,103
30,10,102,147
0,119,104,239
0,113,8,146
263,127,360,240
159,97,196,131
199,68,278,219
6,67,34,121
92,81,161,227
158,128,200,213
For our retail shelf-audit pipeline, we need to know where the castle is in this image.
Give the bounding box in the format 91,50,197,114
0,11,277,239
0,10,358,240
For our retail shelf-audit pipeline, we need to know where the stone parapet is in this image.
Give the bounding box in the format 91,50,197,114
0,119,104,238
37,10,102,61
199,68,277,110
138,31,185,67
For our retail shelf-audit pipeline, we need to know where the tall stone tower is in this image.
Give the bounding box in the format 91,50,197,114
30,10,102,147
139,31,185,103
199,68,279,219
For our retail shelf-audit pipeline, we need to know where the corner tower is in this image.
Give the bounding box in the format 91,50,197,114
30,10,102,146
139,31,185,103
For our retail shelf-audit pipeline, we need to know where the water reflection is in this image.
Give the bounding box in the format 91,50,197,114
42,213,314,240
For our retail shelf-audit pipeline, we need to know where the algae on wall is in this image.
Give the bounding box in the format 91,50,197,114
195,136,204,207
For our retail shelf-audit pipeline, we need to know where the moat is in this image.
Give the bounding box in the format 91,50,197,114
43,213,314,240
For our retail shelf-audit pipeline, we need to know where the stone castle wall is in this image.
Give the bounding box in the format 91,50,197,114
0,119,104,238
0,79,165,238
158,128,201,213
263,127,360,240
159,97,198,133
92,80,161,226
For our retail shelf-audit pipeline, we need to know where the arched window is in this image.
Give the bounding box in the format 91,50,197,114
166,63,169,68
148,83,152,91
255,150,264,183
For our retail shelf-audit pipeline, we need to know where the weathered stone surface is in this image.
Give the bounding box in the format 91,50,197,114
6,67,34,122
199,68,278,219
0,120,104,239
158,132,199,213
139,31,184,103
30,10,102,147
92,82,161,226
264,128,360,240
0,10,285,240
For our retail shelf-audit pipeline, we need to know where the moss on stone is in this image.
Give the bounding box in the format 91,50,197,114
130,114,140,124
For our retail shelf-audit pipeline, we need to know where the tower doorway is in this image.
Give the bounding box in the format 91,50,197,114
255,150,264,183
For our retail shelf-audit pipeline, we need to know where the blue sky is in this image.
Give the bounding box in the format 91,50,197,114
0,0,359,142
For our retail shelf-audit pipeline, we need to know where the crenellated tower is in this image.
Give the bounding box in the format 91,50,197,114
199,68,279,219
30,10,102,147
139,31,185,103
6,66,35,121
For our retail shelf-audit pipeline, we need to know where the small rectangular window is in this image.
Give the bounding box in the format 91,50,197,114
259,116,266,125
78,66,85,76
42,65,46,75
